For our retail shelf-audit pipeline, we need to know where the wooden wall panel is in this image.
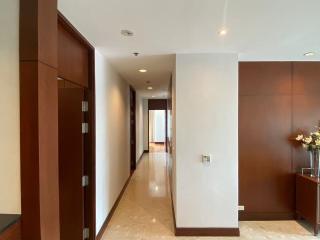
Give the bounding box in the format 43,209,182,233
239,62,291,95
20,0,57,68
20,0,60,239
38,64,60,240
58,24,89,87
292,62,320,172
148,99,167,110
239,61,320,220
239,96,293,219
293,62,320,95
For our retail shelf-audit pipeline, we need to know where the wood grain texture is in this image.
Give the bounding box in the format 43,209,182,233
239,62,292,96
20,0,60,238
58,88,85,240
20,62,41,240
38,63,60,240
57,13,96,240
239,95,294,218
0,221,21,240
20,0,57,68
296,174,319,235
239,61,320,220
58,23,89,87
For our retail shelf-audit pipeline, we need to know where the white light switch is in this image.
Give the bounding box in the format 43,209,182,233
202,154,212,164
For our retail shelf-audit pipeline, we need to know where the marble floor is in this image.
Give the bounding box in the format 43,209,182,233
100,149,317,240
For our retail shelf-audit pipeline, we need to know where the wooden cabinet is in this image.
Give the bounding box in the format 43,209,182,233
296,174,320,235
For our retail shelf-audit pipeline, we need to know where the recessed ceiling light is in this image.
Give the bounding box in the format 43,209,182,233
121,29,134,37
304,52,315,57
219,28,228,36
147,86,153,90
139,69,147,73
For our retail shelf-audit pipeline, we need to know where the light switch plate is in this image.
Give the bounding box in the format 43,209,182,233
202,154,212,164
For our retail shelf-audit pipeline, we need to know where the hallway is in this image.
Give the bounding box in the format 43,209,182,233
99,149,317,240
101,149,174,239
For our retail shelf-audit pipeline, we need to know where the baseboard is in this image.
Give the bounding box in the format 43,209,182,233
96,175,132,240
239,212,295,221
171,186,239,237
175,227,240,236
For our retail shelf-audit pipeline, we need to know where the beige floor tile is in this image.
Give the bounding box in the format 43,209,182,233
100,150,317,240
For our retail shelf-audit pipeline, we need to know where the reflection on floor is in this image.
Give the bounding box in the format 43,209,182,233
100,151,317,240
149,142,166,152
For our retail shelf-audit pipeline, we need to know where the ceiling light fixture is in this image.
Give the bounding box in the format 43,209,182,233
304,52,315,57
121,29,134,37
147,86,153,90
139,69,147,73
219,28,228,36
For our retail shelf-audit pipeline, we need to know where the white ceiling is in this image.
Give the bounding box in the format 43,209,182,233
58,0,320,98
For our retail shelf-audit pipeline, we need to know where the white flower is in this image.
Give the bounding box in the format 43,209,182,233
296,134,304,141
312,132,320,137
303,137,312,144
316,139,320,146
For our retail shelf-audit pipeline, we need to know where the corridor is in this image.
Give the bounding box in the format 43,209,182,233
99,147,316,240
101,147,174,239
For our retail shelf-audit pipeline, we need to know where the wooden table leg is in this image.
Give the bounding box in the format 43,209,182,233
314,224,319,236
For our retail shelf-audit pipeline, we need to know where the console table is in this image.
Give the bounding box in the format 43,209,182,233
296,173,320,235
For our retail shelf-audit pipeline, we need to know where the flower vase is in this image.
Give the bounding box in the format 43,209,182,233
308,150,315,177
314,149,320,178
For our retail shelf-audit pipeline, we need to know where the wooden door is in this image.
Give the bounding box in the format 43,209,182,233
130,87,136,172
58,87,85,240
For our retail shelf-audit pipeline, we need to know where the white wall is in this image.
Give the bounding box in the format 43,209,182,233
0,0,21,214
136,92,144,162
95,50,130,234
174,53,238,228
143,99,149,151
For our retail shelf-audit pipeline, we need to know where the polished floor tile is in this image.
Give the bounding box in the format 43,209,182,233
100,150,317,240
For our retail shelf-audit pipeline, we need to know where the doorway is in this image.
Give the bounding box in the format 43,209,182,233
130,87,136,172
149,110,166,152
147,99,168,153
57,13,96,240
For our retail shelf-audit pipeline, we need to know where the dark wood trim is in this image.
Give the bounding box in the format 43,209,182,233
96,175,132,240
57,12,96,240
57,12,94,50
147,108,149,152
130,86,137,172
239,212,294,221
175,228,240,237
143,150,149,153
148,99,167,110
170,187,177,234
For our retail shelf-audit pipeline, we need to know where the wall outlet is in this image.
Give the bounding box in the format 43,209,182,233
202,154,212,164
238,205,245,211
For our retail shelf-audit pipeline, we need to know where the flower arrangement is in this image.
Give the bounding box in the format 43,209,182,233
295,127,320,150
